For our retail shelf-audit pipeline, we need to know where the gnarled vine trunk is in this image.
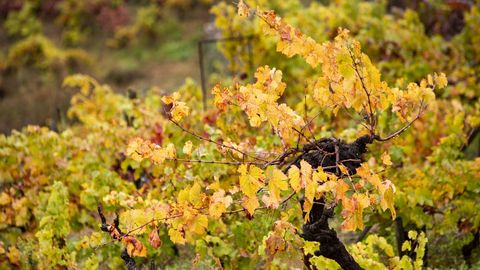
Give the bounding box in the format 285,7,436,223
301,198,363,270
292,135,373,269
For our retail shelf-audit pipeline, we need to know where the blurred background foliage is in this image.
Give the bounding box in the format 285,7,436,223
0,0,213,133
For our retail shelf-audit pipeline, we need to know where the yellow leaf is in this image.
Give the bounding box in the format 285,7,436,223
171,101,190,122
381,152,393,166
165,143,176,159
355,193,371,209
288,165,301,192
338,164,349,175
211,84,229,111
207,180,221,191
402,241,412,252
152,148,166,164
303,241,320,255
0,192,11,206
190,214,208,235
303,199,313,223
238,165,264,197
161,93,176,105
126,137,147,162
209,202,226,219
183,140,193,156
341,195,368,231
435,73,448,89
357,163,371,179
122,236,147,257
209,190,232,218
408,230,418,239
248,114,262,127
300,160,312,188
168,228,186,244
357,163,382,190
7,246,20,267
267,168,288,206
237,0,249,17
189,182,202,206
304,179,318,207
335,179,350,201
381,186,396,219
242,196,260,215
177,188,189,205
318,180,336,194
313,168,328,183
427,74,433,86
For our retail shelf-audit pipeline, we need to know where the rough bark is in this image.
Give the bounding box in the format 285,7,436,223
462,230,480,267
395,217,406,257
294,135,373,269
121,249,140,270
300,198,364,270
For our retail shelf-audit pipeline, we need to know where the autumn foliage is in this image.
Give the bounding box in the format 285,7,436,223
1,0,480,269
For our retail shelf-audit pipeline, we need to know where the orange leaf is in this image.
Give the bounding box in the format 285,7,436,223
335,179,350,201
122,236,147,257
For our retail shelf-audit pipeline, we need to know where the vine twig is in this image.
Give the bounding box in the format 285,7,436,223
375,100,426,142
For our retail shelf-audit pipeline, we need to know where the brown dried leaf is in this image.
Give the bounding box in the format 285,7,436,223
149,229,162,249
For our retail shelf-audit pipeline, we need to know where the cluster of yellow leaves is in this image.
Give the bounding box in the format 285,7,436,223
126,137,176,164
0,190,29,229
310,35,394,115
166,183,233,245
288,161,334,222
349,231,427,269
239,2,447,121
237,164,296,214
239,0,323,68
220,138,251,159
283,158,396,231
5,246,20,267
105,155,396,256
161,92,190,122
340,192,372,231
390,74,445,121
212,66,305,143
262,168,289,209
63,74,141,127
209,189,233,218
167,183,209,244
63,74,99,95
0,242,20,267
103,190,142,208
118,204,171,254
381,152,393,166
357,163,396,219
